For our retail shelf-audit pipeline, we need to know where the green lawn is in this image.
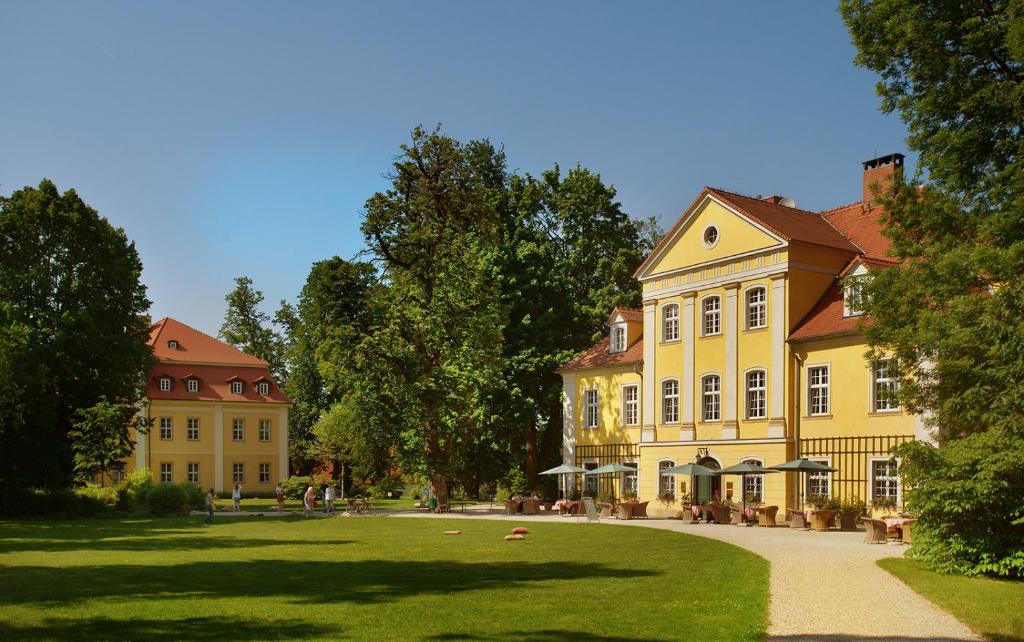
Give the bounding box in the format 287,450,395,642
0,515,768,641
878,558,1024,642
236,497,415,512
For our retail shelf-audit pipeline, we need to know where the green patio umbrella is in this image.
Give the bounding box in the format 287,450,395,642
661,463,719,515
714,462,779,515
539,464,587,500
769,459,838,511
584,463,638,499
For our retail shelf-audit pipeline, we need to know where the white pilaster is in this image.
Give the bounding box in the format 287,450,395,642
214,404,224,493
642,302,656,442
562,375,577,491
681,294,696,441
768,274,788,438
278,407,290,481
723,284,739,439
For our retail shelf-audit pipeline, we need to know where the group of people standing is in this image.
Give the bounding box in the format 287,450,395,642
202,481,341,524
303,483,337,517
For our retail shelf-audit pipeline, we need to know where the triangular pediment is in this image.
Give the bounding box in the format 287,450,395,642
635,191,785,280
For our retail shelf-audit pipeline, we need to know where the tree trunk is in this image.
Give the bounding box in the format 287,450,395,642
432,474,449,507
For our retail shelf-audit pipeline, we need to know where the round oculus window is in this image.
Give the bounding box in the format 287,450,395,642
703,225,719,248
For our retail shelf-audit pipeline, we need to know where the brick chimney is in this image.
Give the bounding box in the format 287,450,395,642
862,153,904,204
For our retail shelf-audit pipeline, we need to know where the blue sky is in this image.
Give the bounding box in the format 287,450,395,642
0,2,911,336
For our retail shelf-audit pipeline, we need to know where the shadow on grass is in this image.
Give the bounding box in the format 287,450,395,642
0,559,659,607
0,616,339,641
428,630,664,641
0,536,352,554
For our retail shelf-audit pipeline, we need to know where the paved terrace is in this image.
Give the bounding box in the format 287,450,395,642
389,506,982,642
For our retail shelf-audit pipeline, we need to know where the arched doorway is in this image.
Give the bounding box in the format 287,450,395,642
695,456,722,504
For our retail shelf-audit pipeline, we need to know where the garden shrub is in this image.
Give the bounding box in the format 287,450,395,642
503,467,527,496
116,468,152,510
895,433,1024,578
178,482,204,511
369,476,404,499
146,483,187,516
281,475,312,500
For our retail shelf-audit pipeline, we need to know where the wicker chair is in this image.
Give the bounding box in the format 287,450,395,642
504,499,521,516
632,501,649,519
902,519,916,544
709,505,731,524
616,503,634,520
599,502,615,519
862,517,889,544
522,498,540,515
787,508,807,529
759,506,779,527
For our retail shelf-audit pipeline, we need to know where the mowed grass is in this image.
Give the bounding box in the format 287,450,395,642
235,497,414,513
878,558,1024,642
0,515,768,641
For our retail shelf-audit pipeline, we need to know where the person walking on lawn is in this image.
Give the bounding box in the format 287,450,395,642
324,483,336,515
232,483,242,512
303,485,315,518
204,488,215,524
275,482,285,512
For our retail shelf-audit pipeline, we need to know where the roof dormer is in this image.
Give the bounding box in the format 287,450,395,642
606,307,643,354
167,339,179,350
842,262,870,318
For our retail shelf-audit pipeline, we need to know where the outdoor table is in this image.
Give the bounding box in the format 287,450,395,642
690,505,702,522
810,509,838,531
743,508,757,522
883,517,911,541
617,501,638,520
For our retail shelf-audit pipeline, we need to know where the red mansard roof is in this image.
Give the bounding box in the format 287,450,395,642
608,307,643,324
558,335,643,373
822,202,894,261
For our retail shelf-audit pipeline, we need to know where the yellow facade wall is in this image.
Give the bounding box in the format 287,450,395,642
573,369,642,446
656,199,781,270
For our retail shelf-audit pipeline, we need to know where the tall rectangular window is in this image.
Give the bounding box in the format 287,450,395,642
662,380,679,424
159,417,172,440
611,325,626,353
663,305,679,341
622,462,638,496
872,460,899,503
623,385,639,426
259,462,271,483
584,389,599,428
808,366,830,416
159,462,172,483
807,458,831,498
844,277,868,316
187,462,200,483
702,297,721,335
702,375,721,421
233,463,245,483
232,418,245,441
258,419,271,442
746,287,767,329
873,359,900,411
187,417,200,441
583,462,599,496
742,458,763,501
658,460,675,499
746,370,767,419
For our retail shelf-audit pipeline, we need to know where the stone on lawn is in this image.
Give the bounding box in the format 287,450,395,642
511,527,529,535
504,534,525,541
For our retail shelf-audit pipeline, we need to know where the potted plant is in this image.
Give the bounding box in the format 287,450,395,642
657,491,676,507
807,494,829,510
839,497,865,530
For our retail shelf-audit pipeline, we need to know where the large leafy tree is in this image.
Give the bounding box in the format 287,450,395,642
68,398,139,485
359,126,506,504
220,276,287,382
0,180,153,494
842,0,1024,576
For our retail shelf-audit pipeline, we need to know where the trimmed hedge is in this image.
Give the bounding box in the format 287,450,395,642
146,483,187,516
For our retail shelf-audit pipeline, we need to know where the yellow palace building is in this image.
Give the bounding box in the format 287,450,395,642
558,154,932,516
105,318,291,493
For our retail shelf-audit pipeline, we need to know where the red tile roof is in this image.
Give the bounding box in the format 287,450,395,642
608,307,643,323
558,336,643,372
822,202,893,260
147,317,290,404
149,317,267,366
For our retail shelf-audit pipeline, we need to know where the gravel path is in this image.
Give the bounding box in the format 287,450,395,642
394,509,983,641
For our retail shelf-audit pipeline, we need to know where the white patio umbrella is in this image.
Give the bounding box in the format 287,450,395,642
539,464,587,499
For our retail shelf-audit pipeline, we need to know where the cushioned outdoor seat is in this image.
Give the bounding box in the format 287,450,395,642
862,517,888,544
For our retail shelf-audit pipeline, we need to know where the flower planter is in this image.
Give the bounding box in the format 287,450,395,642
839,510,859,531
810,509,838,531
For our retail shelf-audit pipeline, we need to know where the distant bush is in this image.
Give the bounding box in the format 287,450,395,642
281,476,312,500
146,483,187,516
116,468,153,511
179,483,204,511
369,476,404,499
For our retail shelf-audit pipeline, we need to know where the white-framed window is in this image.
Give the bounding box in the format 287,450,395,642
622,462,638,496
583,461,599,496
233,463,244,483
873,359,900,412
807,457,831,498
187,462,200,483
662,304,679,341
186,378,199,393
746,370,767,419
231,380,243,394
746,287,767,330
870,458,900,504
159,377,171,392
167,340,178,349
702,296,721,336
702,374,721,421
258,382,270,395
259,419,271,442
741,457,763,501
703,225,719,248
187,417,200,441
583,388,599,428
110,468,125,485
808,365,830,416
662,379,679,424
611,325,626,353
844,276,868,317
658,460,676,498
159,462,172,483
232,418,245,441
623,385,639,426
259,462,271,483
159,417,172,440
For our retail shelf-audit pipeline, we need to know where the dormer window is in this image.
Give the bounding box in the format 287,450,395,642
167,340,178,350
258,382,269,395
159,377,172,392
611,325,626,353
231,380,243,394
843,276,869,317
186,378,199,393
